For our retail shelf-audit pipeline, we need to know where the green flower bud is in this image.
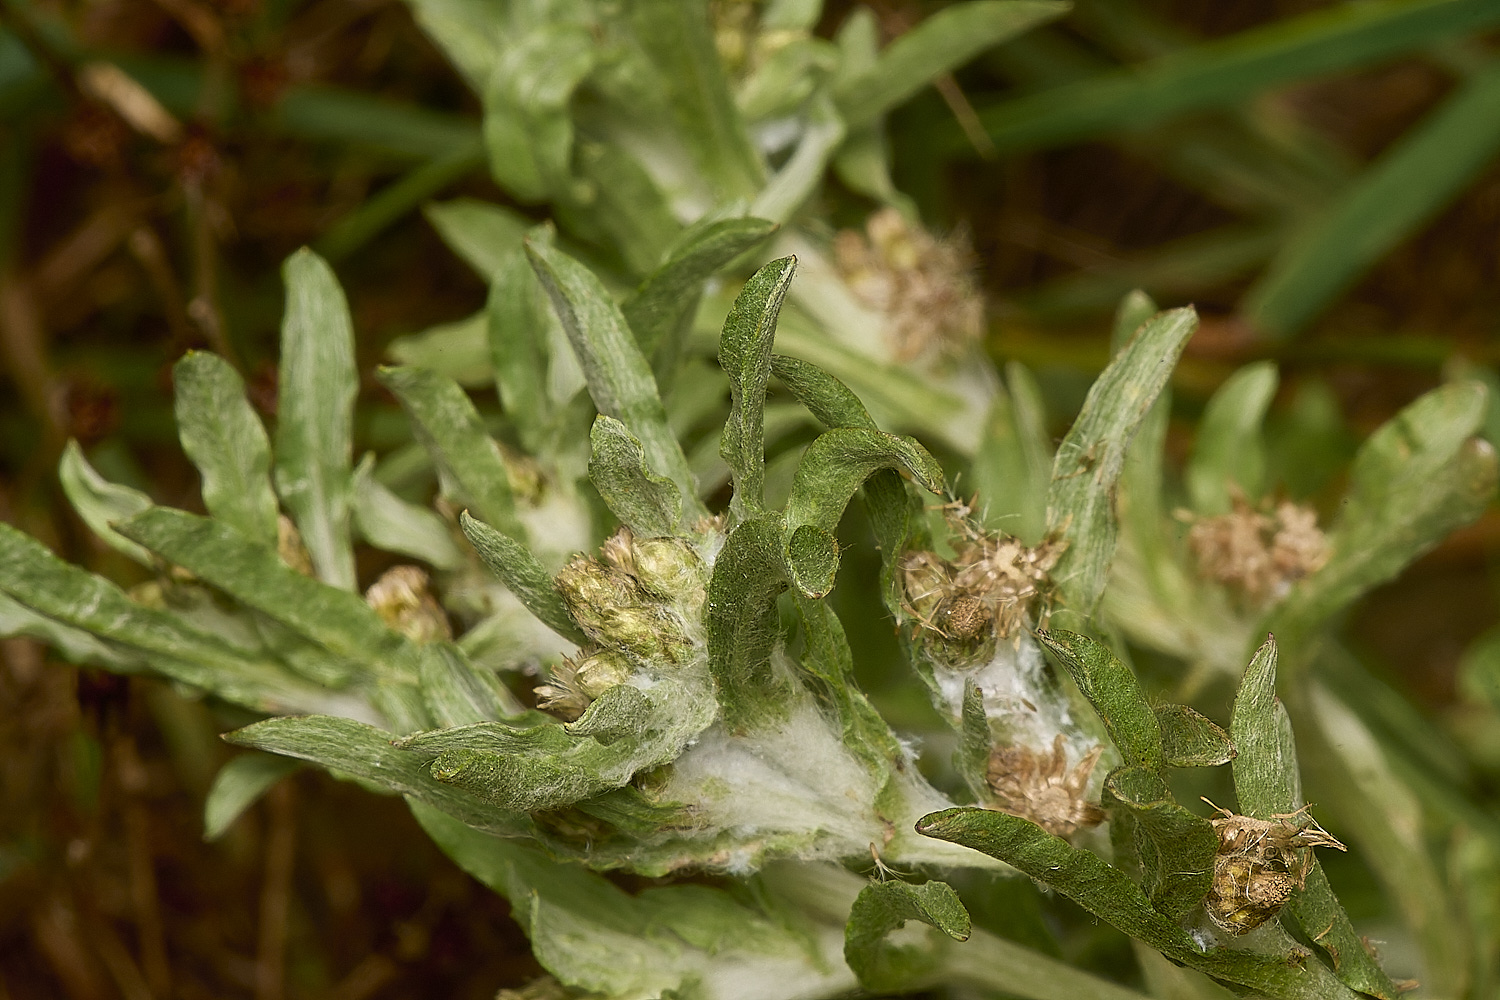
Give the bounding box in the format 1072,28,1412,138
630,537,707,603
554,554,684,661
573,650,634,699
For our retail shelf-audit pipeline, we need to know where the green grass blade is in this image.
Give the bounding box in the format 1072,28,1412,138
274,248,358,590
173,351,280,546
1244,60,1500,337
316,141,485,262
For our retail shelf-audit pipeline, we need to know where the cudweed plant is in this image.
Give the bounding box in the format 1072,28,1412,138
6,3,1500,999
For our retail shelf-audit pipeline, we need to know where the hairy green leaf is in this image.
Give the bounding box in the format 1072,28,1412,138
351,454,464,571
459,511,586,645
1046,307,1197,618
203,753,301,841
1035,631,1162,770
845,880,971,991
1103,767,1217,919
973,362,1050,542
419,641,523,726
719,256,797,521
526,239,702,517
958,680,994,800
173,351,280,545
770,354,878,431
782,428,944,597
488,228,556,452
588,415,682,537
423,197,529,278
1186,361,1278,515
378,365,524,540
482,25,594,202
705,515,790,730
274,248,357,590
1156,704,1235,767
58,440,153,565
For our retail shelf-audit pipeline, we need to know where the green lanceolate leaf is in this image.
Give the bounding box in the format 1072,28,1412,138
173,351,280,545
224,714,529,836
958,679,994,800
377,365,524,540
487,229,555,452
1265,381,1498,657
0,523,344,716
459,511,586,645
589,415,682,537
972,362,1050,542
845,879,971,992
1046,307,1197,619
782,428,944,598
1111,290,1159,353
116,507,415,678
526,239,703,518
274,248,358,590
915,808,1361,1000
1035,631,1163,771
350,454,464,571
719,256,797,521
836,0,1068,130
1103,766,1217,920
203,753,302,841
625,216,777,382
423,198,530,279
1156,704,1235,767
418,641,522,726
0,591,140,671
1230,637,1400,1000
1186,361,1278,516
482,24,595,202
770,354,878,431
706,515,790,731
58,440,153,565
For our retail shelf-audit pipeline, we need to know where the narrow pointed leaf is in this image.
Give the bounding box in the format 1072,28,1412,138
526,239,702,517
58,440,153,565
378,365,524,540
719,256,797,520
1035,630,1162,770
487,248,553,452
116,507,415,677
588,415,681,537
481,25,594,202
844,880,971,991
1046,307,1197,618
459,511,586,645
203,754,302,841
1186,362,1278,515
419,641,523,726
782,428,944,597
705,515,790,730
173,351,280,545
423,198,529,278
770,354,877,431
958,680,994,800
274,248,357,590
972,362,1050,542
836,1,1068,130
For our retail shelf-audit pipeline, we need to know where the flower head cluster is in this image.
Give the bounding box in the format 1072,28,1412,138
1202,800,1346,935
985,734,1105,837
1187,497,1329,606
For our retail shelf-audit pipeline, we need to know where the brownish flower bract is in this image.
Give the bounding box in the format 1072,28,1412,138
1201,799,1346,936
1187,496,1329,606
986,734,1105,837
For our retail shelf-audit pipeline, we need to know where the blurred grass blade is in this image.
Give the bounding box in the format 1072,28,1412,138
782,428,945,597
58,440,153,565
351,454,464,571
1035,630,1163,770
274,85,482,160
845,880,970,991
377,365,524,540
836,1,1068,130
1244,61,1500,337
1186,361,1278,515
316,141,485,262
1046,307,1197,618
459,511,586,646
770,354,878,431
173,351,280,545
203,754,301,841
526,239,703,518
589,415,682,537
963,0,1500,156
719,256,797,521
423,197,530,278
274,248,358,590
1265,381,1497,656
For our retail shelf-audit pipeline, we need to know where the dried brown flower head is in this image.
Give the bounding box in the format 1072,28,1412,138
1201,800,1346,936
834,208,984,362
1187,497,1328,606
534,649,634,722
986,734,1105,837
900,508,1064,656
364,565,452,643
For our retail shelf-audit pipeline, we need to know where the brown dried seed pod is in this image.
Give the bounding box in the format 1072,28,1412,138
1201,799,1345,936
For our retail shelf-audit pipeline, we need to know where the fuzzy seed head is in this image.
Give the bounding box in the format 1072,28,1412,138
1188,497,1329,606
985,734,1105,837
534,649,634,721
1201,800,1345,935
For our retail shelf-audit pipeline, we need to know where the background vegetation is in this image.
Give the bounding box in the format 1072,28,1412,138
4,0,1500,997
